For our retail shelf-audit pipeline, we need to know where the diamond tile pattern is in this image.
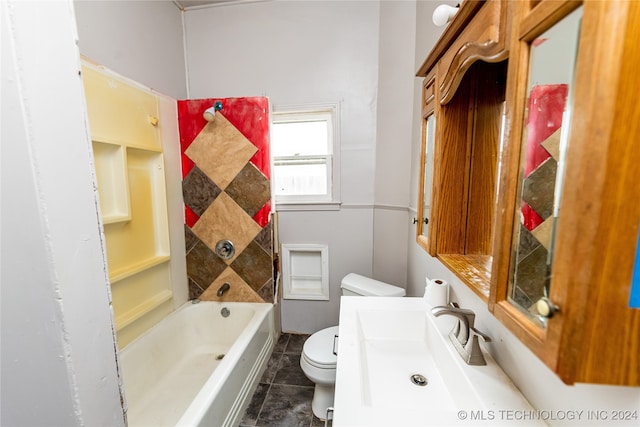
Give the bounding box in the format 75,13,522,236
186,240,227,291
178,97,273,303
182,166,221,216
231,241,273,292
512,85,566,309
192,192,262,264
199,267,263,302
522,157,557,221
225,163,271,218
185,114,258,190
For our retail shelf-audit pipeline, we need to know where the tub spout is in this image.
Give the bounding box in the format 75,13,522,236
217,282,231,297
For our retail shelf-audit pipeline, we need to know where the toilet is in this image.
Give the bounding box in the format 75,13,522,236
299,273,406,419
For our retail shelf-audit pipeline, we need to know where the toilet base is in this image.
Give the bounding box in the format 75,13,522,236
311,383,335,420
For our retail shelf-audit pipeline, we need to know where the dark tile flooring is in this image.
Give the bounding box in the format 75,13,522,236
240,333,332,427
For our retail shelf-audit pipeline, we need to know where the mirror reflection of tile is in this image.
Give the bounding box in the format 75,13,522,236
513,84,567,310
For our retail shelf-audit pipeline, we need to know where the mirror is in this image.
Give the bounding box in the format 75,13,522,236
507,7,583,323
418,114,436,240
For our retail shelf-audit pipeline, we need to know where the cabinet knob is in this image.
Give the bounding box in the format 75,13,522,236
536,297,559,318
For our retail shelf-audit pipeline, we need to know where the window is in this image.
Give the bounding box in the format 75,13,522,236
271,106,339,208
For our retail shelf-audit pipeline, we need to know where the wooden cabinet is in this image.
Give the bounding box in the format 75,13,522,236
417,0,640,386
417,0,509,300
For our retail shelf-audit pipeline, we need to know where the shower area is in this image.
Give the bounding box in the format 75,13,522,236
84,60,276,348
179,97,276,304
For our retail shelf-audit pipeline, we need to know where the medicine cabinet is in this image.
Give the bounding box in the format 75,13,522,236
416,0,509,300
417,0,640,386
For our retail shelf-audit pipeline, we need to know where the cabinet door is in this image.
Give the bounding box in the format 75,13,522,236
416,70,437,251
490,0,640,385
416,1,509,300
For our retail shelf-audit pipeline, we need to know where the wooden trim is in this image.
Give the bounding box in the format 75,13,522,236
551,0,639,385
491,0,640,385
427,64,443,255
416,0,486,77
519,0,582,42
418,70,437,253
438,0,509,104
423,73,437,114
491,300,552,363
489,0,531,311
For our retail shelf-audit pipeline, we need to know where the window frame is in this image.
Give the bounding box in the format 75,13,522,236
271,103,341,211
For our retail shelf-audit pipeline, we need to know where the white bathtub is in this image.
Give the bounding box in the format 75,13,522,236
118,301,274,427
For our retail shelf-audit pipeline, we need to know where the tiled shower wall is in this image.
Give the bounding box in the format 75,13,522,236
178,97,274,303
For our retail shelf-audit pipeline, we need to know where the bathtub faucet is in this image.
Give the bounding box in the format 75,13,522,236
217,282,231,297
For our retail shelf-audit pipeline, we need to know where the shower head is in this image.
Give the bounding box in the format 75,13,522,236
203,101,224,122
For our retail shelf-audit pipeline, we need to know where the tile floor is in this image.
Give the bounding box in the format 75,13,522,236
240,333,332,427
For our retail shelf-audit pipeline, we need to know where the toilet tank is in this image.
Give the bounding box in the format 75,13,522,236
340,273,406,297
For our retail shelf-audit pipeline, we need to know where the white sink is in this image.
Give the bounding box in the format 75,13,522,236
333,297,544,426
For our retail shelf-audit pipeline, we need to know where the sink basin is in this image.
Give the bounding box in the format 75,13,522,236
333,297,543,426
356,309,464,410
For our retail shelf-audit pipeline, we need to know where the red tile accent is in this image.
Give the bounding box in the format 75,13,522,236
253,200,271,228
524,84,567,177
521,201,544,232
221,97,270,179
177,99,211,178
178,97,271,228
185,205,199,229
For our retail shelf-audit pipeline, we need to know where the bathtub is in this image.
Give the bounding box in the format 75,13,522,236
118,301,274,427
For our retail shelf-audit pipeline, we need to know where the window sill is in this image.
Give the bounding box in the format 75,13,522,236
275,201,342,212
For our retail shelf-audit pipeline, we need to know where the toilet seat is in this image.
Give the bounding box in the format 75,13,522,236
302,326,339,369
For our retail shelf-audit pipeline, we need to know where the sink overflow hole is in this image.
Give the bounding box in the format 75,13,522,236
410,374,428,386
215,354,225,360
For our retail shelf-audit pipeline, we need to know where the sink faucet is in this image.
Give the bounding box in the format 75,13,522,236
217,282,231,297
431,304,491,365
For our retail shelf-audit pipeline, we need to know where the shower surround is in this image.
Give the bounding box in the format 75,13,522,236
178,97,274,303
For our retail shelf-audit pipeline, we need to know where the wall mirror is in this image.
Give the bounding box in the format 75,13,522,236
417,114,435,242
416,72,436,251
507,6,583,324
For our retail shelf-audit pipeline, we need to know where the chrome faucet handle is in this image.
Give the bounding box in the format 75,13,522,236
466,326,492,365
431,305,475,345
470,326,491,343
432,305,491,366
448,301,461,337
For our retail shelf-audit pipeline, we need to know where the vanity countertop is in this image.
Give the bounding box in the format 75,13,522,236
332,297,544,427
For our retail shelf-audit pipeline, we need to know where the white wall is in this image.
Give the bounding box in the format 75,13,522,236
74,0,187,99
74,0,190,314
184,0,383,333
407,1,640,422
372,0,416,287
1,1,124,425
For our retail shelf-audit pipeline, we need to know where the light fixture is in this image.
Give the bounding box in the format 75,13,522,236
432,4,460,27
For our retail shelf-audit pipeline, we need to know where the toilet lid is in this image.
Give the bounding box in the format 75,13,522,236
303,326,339,368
